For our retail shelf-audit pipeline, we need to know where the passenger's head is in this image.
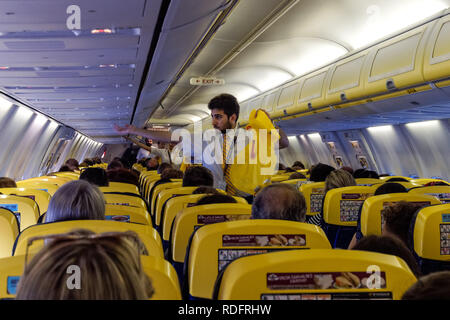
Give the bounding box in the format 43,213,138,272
160,168,183,180
386,177,409,182
292,161,305,169
208,93,239,133
58,165,74,172
402,271,450,300
157,162,172,175
324,169,356,193
15,229,153,300
182,166,214,187
79,168,109,187
0,177,17,188
289,172,306,180
82,158,94,166
381,201,421,246
107,168,139,186
352,235,421,277
252,184,307,222
309,163,335,182
145,158,159,171
107,160,124,171
374,182,407,195
341,166,354,175
192,186,220,195
353,168,367,179
65,158,79,171
196,194,237,206
46,180,105,223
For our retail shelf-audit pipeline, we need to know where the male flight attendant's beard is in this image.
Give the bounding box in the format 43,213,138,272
214,121,233,134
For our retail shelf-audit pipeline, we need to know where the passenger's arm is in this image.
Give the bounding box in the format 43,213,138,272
275,125,289,149
114,124,173,143
124,136,152,152
255,109,289,149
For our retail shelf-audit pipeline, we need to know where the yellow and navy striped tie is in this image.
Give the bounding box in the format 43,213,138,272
223,134,238,196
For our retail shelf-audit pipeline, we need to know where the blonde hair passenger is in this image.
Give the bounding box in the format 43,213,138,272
16,229,154,300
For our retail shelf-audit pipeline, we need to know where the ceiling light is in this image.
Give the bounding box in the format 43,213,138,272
405,120,439,128
367,125,393,132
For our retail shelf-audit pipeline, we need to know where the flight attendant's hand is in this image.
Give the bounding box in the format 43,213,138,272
114,124,136,135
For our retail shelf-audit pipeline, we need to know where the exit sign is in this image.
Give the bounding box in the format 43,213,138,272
190,77,225,86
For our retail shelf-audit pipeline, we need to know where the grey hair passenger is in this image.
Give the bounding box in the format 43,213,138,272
46,180,105,223
251,183,307,222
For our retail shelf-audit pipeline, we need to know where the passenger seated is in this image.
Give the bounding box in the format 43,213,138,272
65,158,79,171
182,166,214,187
192,186,219,194
157,162,173,175
107,160,124,171
145,158,159,171
341,166,354,175
45,180,105,223
308,169,356,227
352,234,421,277
288,172,306,180
58,165,74,172
251,184,306,222
348,182,408,249
15,229,153,300
401,271,450,300
0,177,17,188
386,177,409,182
107,168,139,186
79,167,109,187
152,168,183,189
309,163,335,182
381,201,421,248
195,194,237,206
292,161,305,169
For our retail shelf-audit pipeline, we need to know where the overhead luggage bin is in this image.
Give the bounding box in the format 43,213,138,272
292,66,332,114
363,22,435,97
423,13,450,83
272,80,302,118
326,50,369,104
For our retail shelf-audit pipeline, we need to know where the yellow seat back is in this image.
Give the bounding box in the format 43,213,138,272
0,209,19,258
162,194,244,242
0,188,51,215
103,193,147,210
408,185,450,204
142,173,160,199
171,203,252,263
105,204,152,225
51,172,79,180
20,176,71,187
411,204,450,260
361,193,442,236
409,178,449,186
355,178,383,186
104,182,140,195
14,220,163,258
299,182,325,216
0,255,181,300
16,181,59,196
270,175,290,183
142,255,182,300
188,220,331,299
150,181,182,215
380,176,412,181
280,179,309,188
323,186,378,226
0,195,39,232
154,187,198,227
215,249,417,300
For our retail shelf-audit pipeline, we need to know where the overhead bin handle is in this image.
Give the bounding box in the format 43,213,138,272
307,102,313,111
386,79,396,91
340,93,347,102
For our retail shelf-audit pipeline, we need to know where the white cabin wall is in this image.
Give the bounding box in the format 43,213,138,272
282,119,449,180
